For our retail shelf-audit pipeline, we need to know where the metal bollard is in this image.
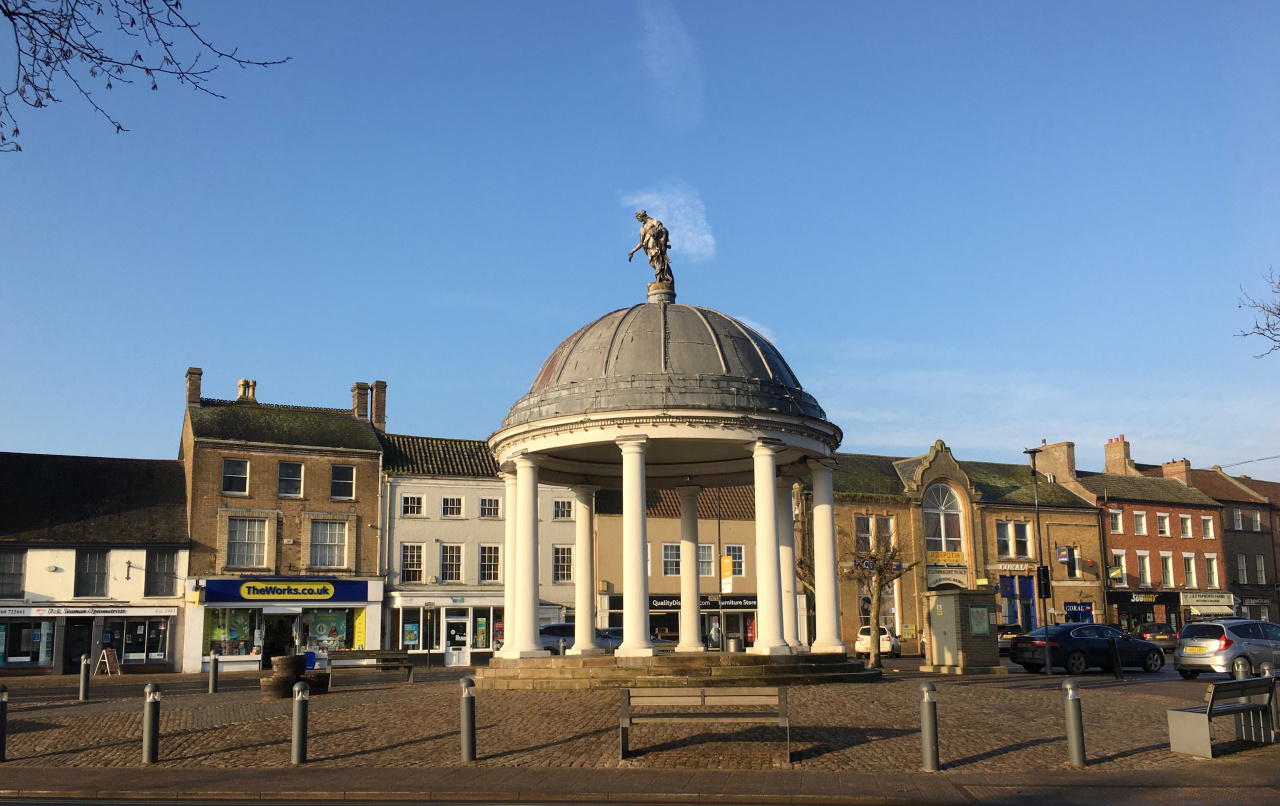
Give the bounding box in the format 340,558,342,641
919,682,939,772
292,682,309,765
208,653,219,694
79,654,91,702
1106,638,1125,681
1,685,8,763
1062,679,1086,768
558,638,566,656
141,683,161,765
460,676,476,762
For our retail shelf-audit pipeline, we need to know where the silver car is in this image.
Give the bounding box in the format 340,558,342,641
1174,619,1280,679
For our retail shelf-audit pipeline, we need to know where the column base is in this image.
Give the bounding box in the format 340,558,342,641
810,641,847,655
749,644,793,656
615,645,657,658
675,644,706,653
506,648,551,659
565,646,608,656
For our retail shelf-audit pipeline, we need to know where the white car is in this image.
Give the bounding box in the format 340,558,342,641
853,626,901,658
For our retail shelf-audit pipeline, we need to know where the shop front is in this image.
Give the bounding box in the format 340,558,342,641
185,577,382,673
1107,591,1181,633
1,606,178,675
386,593,518,667
1061,602,1095,624
604,594,766,650
1181,591,1238,625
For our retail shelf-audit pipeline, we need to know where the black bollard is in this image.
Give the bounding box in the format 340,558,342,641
141,683,161,765
79,654,90,702
558,638,566,656
1,684,8,763
919,682,939,772
460,676,476,762
208,653,219,694
1062,679,1086,768
1107,638,1125,681
292,682,309,765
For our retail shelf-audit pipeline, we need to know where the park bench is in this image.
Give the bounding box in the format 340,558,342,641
326,650,414,687
1166,676,1275,758
619,686,790,763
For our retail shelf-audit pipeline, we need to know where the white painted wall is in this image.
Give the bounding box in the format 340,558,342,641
8,547,189,605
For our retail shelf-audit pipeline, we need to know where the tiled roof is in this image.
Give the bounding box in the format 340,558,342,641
1184,469,1267,505
379,434,499,478
831,453,909,497
595,486,755,520
829,452,1092,507
1233,476,1280,508
1075,472,1219,507
190,399,381,452
0,452,188,546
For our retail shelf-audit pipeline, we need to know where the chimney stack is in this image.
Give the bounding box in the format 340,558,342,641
236,379,249,402
186,367,203,407
371,380,387,431
246,380,257,403
1104,434,1139,476
1162,459,1191,484
352,382,370,419
1036,441,1077,482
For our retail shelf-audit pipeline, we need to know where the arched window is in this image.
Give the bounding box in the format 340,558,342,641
923,484,963,556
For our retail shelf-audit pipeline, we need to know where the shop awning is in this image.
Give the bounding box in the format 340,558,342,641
1189,605,1235,616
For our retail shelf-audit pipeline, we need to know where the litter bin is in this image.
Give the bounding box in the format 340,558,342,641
727,638,743,653
304,651,316,671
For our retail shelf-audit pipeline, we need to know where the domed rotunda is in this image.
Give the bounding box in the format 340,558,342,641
488,279,848,666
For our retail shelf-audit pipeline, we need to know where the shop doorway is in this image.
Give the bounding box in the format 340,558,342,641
262,615,297,665
443,608,470,666
62,618,93,673
724,612,745,650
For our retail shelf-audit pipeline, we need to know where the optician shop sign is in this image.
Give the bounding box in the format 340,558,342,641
203,578,370,603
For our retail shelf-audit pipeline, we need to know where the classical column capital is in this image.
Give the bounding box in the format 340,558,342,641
751,438,784,457
570,484,601,497
512,452,545,470
775,476,798,491
806,457,836,472
498,471,517,483
674,484,702,498
615,435,650,450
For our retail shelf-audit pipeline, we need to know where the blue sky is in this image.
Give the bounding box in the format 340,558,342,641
4,2,1280,473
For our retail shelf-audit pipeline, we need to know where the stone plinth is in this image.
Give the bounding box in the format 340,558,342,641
646,281,676,303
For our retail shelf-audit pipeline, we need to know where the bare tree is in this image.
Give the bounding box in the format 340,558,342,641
1239,267,1280,357
1,0,287,152
838,525,917,670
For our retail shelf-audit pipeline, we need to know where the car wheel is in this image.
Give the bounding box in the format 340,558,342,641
1065,651,1087,676
1232,656,1253,678
1178,668,1200,680
1021,664,1043,674
894,650,901,659
1142,649,1164,674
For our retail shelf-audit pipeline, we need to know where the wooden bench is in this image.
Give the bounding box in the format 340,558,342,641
1167,677,1275,758
620,686,790,763
326,650,414,687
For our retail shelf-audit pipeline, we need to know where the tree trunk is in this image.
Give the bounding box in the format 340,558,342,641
867,577,883,669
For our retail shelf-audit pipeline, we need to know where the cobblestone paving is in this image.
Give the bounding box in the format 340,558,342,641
4,675,1278,773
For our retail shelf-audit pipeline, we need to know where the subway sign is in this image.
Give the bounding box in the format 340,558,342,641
204,578,369,603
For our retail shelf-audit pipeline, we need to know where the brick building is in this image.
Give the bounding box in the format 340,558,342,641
1226,474,1280,621
178,368,385,673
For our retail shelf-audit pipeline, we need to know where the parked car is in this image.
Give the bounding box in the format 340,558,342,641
1010,624,1165,675
853,626,901,659
1174,619,1280,680
1130,622,1179,653
996,623,1022,654
538,623,626,654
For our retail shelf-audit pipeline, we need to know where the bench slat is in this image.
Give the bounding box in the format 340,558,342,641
703,695,780,706
631,714,781,724
630,696,704,706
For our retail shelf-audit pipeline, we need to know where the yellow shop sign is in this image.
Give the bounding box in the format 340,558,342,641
926,551,965,566
239,582,335,600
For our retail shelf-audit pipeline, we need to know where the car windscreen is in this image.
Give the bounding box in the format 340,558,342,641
1180,624,1224,640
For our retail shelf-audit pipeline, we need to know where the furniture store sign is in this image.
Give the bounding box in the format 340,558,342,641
203,578,370,603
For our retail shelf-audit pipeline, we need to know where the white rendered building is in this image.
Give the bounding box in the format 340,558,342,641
379,434,576,666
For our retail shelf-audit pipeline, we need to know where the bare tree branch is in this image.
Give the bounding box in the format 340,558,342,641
1238,267,1280,358
837,524,918,670
1,0,288,152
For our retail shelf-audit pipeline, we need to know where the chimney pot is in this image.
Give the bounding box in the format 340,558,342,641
247,380,257,403
236,379,249,402
186,367,203,407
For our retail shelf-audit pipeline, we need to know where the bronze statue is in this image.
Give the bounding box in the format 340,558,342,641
628,210,673,283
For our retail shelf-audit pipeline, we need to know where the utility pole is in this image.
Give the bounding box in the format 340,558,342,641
1025,445,1052,677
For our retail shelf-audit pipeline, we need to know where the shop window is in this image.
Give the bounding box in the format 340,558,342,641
144,549,176,597
1156,514,1170,537
923,485,963,556
1161,554,1175,588
726,544,745,576
278,462,303,497
472,608,492,649
479,497,500,518
1238,554,1249,584
331,465,355,500
1133,512,1148,536
227,517,267,568
1205,554,1219,589
697,544,714,576
203,608,263,657
1201,516,1215,539
1180,515,1193,538
222,458,248,494
401,495,423,516
401,608,421,649
553,545,573,583
310,520,347,568
662,543,680,576
1110,510,1123,534
854,516,872,552
1183,555,1198,589
74,549,108,597
1258,555,1268,585
553,500,573,520
440,544,462,582
301,609,354,652
0,549,25,597
2,619,53,666
401,544,423,583
479,545,501,583
441,497,463,518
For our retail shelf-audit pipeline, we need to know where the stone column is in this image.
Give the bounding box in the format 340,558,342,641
777,477,800,650
567,485,603,655
675,486,704,653
498,471,518,659
750,441,789,655
616,437,656,657
808,459,845,654
512,455,549,657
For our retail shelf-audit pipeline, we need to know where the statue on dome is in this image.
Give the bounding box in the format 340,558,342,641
628,210,674,284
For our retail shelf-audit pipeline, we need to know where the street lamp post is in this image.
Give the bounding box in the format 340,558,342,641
1025,446,1052,677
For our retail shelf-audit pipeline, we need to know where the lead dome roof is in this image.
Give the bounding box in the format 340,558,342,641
500,302,831,429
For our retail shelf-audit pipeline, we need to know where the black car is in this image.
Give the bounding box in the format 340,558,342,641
1009,623,1165,675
